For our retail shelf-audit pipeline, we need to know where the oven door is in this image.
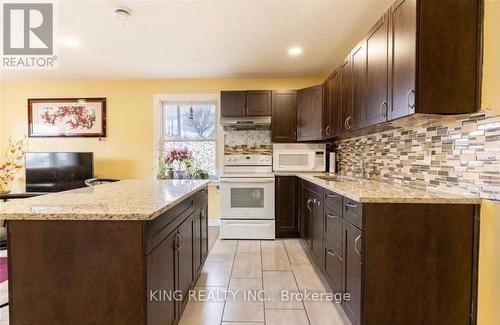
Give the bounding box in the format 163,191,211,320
220,178,275,220
273,150,314,171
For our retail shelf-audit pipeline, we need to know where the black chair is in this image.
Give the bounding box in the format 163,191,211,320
0,193,45,249
84,178,120,187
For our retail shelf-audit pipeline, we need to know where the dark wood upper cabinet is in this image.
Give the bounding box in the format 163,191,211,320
388,0,481,119
221,91,246,117
323,71,340,139
297,85,324,141
221,90,271,117
340,56,352,134
389,0,416,120
364,13,389,127
272,90,297,142
350,41,366,132
246,90,272,116
275,176,299,237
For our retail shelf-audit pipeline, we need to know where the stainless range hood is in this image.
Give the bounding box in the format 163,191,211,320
220,116,271,131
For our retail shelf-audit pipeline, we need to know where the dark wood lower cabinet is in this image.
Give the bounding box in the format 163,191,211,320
147,231,178,325
7,187,209,325
275,176,299,237
343,221,362,324
299,180,479,325
177,213,194,312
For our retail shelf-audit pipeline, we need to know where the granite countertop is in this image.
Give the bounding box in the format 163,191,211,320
275,172,481,204
0,179,210,221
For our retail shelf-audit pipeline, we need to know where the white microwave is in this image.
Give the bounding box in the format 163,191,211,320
273,143,326,172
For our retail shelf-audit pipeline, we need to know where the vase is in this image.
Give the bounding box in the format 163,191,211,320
167,169,175,179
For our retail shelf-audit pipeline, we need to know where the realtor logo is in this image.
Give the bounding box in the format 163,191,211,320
2,2,57,69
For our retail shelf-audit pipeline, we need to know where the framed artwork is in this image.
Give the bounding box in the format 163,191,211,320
28,98,106,138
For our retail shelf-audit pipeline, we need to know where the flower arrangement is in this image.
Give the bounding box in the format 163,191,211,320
157,146,210,180
0,136,28,194
164,147,194,169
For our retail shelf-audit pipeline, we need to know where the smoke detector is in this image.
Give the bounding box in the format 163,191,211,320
115,7,132,24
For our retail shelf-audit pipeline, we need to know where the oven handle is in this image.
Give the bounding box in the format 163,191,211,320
220,178,275,183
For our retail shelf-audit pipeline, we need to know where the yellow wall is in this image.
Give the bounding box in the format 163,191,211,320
482,1,500,109
478,1,500,324
0,77,322,193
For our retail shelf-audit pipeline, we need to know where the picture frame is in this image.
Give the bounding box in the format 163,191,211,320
28,98,106,138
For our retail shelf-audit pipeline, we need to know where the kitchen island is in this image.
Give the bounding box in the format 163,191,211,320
0,179,210,325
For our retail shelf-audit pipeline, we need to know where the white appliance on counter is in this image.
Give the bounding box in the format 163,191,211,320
273,143,326,172
220,155,275,239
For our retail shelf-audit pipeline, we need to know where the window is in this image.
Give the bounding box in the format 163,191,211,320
159,102,217,176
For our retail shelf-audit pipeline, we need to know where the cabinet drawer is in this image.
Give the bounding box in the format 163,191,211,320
324,190,343,216
344,198,362,229
303,180,324,196
324,238,343,294
324,208,343,258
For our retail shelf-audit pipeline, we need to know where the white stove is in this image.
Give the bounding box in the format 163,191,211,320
220,154,275,240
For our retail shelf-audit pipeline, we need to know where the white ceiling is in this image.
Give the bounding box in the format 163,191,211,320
1,0,393,81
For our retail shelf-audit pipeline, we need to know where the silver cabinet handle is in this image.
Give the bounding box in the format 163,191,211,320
327,213,339,219
380,101,388,117
346,202,358,208
345,116,352,130
177,231,184,251
407,89,416,109
306,198,313,211
175,233,181,251
327,249,336,257
327,193,338,198
354,235,362,256
325,125,331,136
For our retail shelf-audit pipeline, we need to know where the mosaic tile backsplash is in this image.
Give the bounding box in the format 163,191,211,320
336,108,500,200
224,130,272,155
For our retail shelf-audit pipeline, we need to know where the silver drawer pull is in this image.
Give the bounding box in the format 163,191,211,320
346,202,358,208
327,249,336,257
327,214,339,219
327,194,338,198
354,235,362,256
306,198,313,211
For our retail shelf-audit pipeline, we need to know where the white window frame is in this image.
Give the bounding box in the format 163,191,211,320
153,93,222,179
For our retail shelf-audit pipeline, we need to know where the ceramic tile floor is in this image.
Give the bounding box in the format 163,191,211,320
180,233,351,325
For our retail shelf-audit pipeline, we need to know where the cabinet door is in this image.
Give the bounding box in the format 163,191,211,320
272,90,297,142
344,222,362,325
193,208,202,276
246,90,272,116
221,91,246,117
200,206,208,261
365,13,389,127
351,41,366,131
326,70,341,138
311,194,324,268
302,192,313,248
297,85,323,141
324,238,343,294
275,176,299,237
389,0,416,120
177,214,194,310
147,231,177,325
322,79,331,138
340,56,352,133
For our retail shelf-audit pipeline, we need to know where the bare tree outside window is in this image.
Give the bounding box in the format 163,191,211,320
160,103,216,176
